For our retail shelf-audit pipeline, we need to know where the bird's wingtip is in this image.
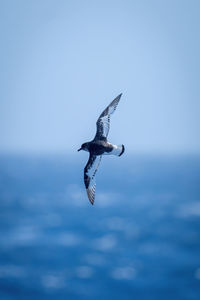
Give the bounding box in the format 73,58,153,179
87,189,95,205
114,93,122,101
89,199,94,205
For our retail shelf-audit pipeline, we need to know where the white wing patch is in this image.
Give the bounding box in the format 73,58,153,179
84,155,102,205
95,93,122,139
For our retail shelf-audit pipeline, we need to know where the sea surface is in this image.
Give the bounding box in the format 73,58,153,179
0,154,200,300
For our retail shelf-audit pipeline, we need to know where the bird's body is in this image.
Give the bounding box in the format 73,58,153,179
80,139,124,156
78,94,125,204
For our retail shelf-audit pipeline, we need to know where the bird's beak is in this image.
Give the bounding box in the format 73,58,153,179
77,148,82,152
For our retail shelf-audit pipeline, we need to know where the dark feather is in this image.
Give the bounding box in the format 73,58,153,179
95,93,122,139
84,154,102,204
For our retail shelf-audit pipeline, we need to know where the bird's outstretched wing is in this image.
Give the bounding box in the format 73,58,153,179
84,154,102,205
95,93,122,139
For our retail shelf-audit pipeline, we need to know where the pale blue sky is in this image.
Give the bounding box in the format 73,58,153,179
0,0,200,154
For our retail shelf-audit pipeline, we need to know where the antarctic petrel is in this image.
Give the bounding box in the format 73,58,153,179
78,94,125,205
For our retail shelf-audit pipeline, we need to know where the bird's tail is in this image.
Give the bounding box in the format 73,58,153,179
109,144,125,156
118,144,125,156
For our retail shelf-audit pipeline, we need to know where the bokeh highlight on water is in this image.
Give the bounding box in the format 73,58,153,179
0,154,200,299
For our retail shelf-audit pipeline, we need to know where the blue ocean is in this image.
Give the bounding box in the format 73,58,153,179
0,154,200,300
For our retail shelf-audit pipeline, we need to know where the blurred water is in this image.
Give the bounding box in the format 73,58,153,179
0,154,200,300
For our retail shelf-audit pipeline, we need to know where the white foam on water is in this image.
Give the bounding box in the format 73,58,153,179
75,266,94,279
41,274,66,289
57,232,82,247
93,234,117,251
111,266,136,280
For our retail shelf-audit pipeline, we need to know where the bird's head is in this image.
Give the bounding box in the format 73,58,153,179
78,143,89,152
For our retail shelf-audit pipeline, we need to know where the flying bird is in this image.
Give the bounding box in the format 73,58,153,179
78,94,125,205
